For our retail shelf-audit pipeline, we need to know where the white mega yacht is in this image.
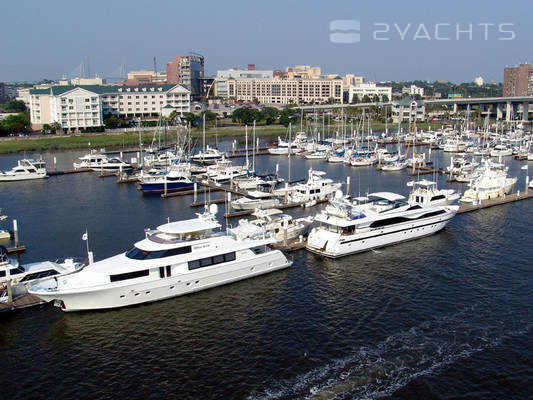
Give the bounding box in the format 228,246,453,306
0,159,48,181
306,192,459,258
29,207,292,311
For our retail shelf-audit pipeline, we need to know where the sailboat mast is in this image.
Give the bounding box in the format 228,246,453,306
252,120,256,172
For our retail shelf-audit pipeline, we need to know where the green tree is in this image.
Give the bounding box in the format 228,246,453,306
182,112,197,126
278,107,299,127
351,94,359,104
362,95,371,103
0,112,29,134
200,110,217,123
381,94,389,102
232,107,261,125
3,99,27,112
260,107,279,125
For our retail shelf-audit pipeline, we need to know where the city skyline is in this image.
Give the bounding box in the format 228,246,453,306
2,0,532,83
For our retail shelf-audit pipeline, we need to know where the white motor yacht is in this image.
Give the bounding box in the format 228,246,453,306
306,192,459,258
407,179,460,206
73,151,108,169
191,146,226,164
490,144,513,157
246,209,313,242
284,169,342,204
460,160,517,203
231,190,281,210
268,137,298,155
0,159,48,181
29,207,292,311
233,174,283,190
0,251,83,297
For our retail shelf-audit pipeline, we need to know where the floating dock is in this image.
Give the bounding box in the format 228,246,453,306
457,190,533,214
6,245,26,254
48,168,92,176
223,198,329,218
270,239,307,252
0,293,46,313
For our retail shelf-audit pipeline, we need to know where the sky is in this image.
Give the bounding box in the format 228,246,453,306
2,0,532,83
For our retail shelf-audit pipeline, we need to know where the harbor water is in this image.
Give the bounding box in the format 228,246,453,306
0,144,532,399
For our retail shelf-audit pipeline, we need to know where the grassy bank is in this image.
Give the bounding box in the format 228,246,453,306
0,121,447,154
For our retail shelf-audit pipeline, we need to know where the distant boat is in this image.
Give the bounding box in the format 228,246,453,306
0,159,48,181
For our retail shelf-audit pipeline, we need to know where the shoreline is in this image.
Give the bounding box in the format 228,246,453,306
0,122,446,154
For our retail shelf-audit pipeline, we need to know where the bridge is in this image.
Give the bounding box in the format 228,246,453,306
297,96,533,122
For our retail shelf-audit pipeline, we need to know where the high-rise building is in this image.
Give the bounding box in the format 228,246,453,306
0,82,6,102
503,63,532,97
166,55,204,97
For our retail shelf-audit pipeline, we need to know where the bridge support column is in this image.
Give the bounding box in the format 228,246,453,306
497,103,504,120
506,101,513,122
522,102,530,122
453,103,458,114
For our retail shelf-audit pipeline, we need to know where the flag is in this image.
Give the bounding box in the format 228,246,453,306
82,232,88,241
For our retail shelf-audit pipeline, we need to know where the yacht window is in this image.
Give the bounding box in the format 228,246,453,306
20,270,59,282
110,269,149,282
430,195,445,201
224,252,236,262
188,252,236,270
125,245,192,260
200,257,212,267
421,210,446,218
212,255,224,264
166,265,171,277
407,205,422,210
159,266,165,278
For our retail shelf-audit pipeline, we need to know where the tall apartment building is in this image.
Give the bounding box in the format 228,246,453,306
166,55,204,97
503,63,532,97
125,70,166,85
227,78,343,105
29,84,190,132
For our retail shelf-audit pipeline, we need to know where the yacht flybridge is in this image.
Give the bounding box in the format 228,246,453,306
306,192,458,258
29,206,292,311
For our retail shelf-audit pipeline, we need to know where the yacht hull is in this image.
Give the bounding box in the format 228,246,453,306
139,181,194,194
30,252,291,312
0,173,47,181
307,213,456,258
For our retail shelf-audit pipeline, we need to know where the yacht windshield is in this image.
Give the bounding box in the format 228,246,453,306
125,245,192,260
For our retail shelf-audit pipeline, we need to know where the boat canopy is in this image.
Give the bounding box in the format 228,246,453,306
252,208,283,218
368,192,406,202
157,218,220,235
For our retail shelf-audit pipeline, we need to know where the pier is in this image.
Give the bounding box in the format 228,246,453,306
48,168,92,176
0,293,46,313
457,191,533,214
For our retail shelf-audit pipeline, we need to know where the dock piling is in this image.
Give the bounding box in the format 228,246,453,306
13,219,18,247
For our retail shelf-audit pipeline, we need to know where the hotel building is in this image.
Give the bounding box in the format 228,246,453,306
29,84,190,132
